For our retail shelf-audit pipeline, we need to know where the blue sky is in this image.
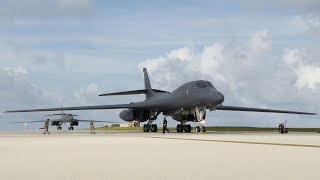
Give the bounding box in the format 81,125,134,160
0,0,319,130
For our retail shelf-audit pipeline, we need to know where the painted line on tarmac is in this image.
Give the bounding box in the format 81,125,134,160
148,137,320,148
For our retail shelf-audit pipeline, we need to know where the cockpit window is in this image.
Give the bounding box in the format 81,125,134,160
194,81,215,88
208,82,215,89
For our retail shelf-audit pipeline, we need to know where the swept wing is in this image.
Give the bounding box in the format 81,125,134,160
216,105,316,115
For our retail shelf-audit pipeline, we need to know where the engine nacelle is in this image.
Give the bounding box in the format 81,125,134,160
172,108,197,122
70,121,79,126
172,114,196,121
119,109,151,122
51,121,60,126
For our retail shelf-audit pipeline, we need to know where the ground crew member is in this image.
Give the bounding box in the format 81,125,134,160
90,120,96,134
163,117,169,134
43,119,50,135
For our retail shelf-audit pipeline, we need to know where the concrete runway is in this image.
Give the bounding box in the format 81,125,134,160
0,130,320,180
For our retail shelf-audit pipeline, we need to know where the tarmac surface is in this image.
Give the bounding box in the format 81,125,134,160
1,130,320,180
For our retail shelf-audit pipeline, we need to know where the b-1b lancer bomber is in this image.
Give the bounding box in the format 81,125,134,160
13,112,113,130
5,68,317,133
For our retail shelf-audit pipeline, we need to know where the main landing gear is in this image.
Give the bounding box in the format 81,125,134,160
143,120,158,132
143,112,160,133
68,126,74,130
176,123,192,133
57,122,63,130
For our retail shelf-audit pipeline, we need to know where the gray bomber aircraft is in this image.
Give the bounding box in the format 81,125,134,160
13,112,114,130
5,68,317,133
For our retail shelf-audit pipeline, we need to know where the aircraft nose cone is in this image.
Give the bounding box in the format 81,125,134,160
216,92,224,104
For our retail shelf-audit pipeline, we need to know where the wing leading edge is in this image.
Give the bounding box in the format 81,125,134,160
216,105,317,115
5,104,138,113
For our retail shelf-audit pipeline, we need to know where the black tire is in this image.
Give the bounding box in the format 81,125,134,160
143,124,150,132
176,124,182,133
196,126,201,132
185,125,192,133
151,124,158,132
202,126,206,133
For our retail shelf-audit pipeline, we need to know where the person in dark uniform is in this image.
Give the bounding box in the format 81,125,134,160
43,119,50,135
163,117,169,134
90,120,96,134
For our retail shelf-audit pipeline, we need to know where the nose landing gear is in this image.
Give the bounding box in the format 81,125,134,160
57,122,62,130
195,107,207,133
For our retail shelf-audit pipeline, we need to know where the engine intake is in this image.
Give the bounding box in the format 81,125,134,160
70,121,79,126
51,121,60,126
119,109,152,122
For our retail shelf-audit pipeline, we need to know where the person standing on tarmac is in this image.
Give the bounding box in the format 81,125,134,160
43,119,50,135
90,120,96,134
163,117,169,134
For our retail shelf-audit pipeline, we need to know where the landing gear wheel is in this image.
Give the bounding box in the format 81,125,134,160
185,124,192,133
151,124,158,132
196,126,201,133
143,124,150,132
176,124,183,133
202,126,206,133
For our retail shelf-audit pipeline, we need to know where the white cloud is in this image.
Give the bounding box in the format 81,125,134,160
4,66,28,76
74,83,100,104
139,30,319,126
250,29,272,53
167,47,192,61
0,67,63,111
283,48,320,89
295,15,320,36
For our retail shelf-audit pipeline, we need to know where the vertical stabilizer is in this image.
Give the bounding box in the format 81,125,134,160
143,68,154,99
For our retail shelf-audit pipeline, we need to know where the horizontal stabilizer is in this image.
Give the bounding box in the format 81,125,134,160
99,89,169,96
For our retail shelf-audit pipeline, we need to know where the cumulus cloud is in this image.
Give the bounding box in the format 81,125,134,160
0,67,63,106
283,48,320,89
250,29,272,53
74,83,101,104
294,15,320,36
139,30,319,127
0,67,64,129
